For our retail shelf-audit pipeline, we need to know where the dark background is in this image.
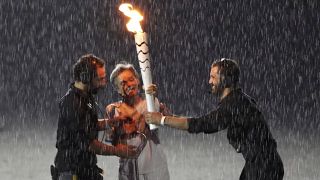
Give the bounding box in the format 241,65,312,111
1,1,320,179
0,0,319,134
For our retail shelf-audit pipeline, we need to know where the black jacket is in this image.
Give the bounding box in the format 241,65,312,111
188,88,277,161
54,84,99,173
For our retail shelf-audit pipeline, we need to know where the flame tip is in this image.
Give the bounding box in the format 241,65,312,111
119,3,144,33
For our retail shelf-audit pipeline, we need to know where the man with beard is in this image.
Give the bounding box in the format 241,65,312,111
106,62,170,180
119,58,284,180
52,54,137,180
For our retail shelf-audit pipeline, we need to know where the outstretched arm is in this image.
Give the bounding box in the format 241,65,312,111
144,112,189,130
97,118,122,131
89,139,137,158
145,105,231,134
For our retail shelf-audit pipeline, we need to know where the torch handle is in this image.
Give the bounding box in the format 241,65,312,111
145,94,156,112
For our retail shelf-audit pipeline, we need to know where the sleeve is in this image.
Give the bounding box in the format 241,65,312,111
187,104,231,134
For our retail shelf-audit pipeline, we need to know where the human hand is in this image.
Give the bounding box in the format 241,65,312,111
114,143,137,158
111,102,137,119
160,102,172,116
143,84,157,95
106,104,116,114
144,112,162,125
106,118,121,128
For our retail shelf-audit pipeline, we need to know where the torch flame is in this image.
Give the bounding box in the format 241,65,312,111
119,3,143,33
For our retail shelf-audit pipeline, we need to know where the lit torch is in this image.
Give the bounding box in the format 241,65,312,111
119,3,157,129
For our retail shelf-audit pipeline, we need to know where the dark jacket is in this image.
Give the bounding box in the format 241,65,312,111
188,88,278,161
54,84,99,174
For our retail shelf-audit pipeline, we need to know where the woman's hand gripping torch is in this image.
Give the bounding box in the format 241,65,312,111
119,3,158,130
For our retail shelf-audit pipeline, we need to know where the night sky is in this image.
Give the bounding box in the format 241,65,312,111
1,0,319,134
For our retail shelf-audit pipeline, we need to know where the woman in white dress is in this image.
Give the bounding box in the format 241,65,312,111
106,63,170,180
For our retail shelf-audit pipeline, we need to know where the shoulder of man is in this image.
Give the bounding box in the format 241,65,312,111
59,88,73,105
59,88,85,112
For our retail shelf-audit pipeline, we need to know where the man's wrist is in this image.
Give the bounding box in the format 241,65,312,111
101,143,116,156
160,115,166,126
110,145,118,156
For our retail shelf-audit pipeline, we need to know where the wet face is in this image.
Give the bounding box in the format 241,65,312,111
115,69,140,97
91,66,107,93
209,66,222,95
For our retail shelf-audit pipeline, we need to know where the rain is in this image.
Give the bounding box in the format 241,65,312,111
0,0,319,179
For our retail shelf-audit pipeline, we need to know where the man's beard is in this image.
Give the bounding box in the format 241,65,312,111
211,84,223,96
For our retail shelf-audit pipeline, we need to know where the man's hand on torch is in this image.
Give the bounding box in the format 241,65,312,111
144,112,162,125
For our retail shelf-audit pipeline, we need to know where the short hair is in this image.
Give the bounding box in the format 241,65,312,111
110,62,140,89
211,58,240,87
73,54,105,82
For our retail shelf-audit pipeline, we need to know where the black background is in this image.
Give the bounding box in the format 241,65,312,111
1,0,319,134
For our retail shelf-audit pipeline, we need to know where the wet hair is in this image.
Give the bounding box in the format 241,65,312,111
73,54,105,83
109,62,139,89
211,58,240,87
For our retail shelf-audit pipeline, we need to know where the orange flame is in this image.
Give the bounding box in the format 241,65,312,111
119,3,143,33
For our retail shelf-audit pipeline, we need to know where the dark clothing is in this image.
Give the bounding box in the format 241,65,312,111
54,83,102,180
188,88,284,180
240,150,283,180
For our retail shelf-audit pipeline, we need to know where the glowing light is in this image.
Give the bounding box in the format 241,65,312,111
119,3,143,33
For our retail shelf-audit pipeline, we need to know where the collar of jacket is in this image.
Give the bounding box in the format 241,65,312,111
69,82,91,99
219,88,242,104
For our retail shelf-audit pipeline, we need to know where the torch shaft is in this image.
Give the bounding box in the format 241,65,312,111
134,32,157,129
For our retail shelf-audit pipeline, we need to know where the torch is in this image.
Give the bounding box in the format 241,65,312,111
119,3,158,130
